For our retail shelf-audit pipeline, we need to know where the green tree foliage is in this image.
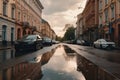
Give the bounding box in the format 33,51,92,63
56,36,62,41
63,27,75,41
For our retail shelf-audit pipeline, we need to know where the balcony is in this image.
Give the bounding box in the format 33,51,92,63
21,21,30,28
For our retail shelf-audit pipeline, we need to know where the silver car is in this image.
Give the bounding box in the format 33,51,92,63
93,39,115,49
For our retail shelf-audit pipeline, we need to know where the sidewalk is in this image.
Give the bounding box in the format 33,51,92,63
65,44,120,80
0,44,14,50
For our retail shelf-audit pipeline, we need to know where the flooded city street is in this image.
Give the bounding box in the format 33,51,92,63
0,45,86,80
41,45,85,80
1,0,120,80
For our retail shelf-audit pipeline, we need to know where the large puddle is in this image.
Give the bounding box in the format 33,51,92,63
0,45,86,80
41,45,85,80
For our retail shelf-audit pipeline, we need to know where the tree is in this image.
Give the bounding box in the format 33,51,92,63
63,27,75,41
56,36,62,41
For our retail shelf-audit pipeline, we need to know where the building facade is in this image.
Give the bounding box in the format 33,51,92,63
76,0,120,46
0,0,16,45
82,0,99,42
15,0,44,39
0,0,44,46
76,13,83,40
41,19,56,39
51,30,56,40
98,0,120,46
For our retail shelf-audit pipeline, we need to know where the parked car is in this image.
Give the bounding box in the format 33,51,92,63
14,34,43,51
82,40,92,46
52,40,57,44
76,40,85,45
93,39,115,49
52,40,60,44
42,37,52,46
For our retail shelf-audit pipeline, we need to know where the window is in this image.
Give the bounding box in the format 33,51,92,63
2,25,7,41
99,16,102,24
99,1,102,10
23,14,27,21
3,2,7,16
11,28,14,41
105,9,108,22
11,6,15,19
18,12,20,21
105,0,108,5
111,4,115,19
99,15,102,28
17,28,21,39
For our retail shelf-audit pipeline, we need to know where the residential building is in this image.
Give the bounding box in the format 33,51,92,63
41,19,56,39
0,0,44,46
76,13,83,40
15,0,44,39
51,30,56,40
82,0,99,42
116,0,120,46
98,0,120,46
0,0,16,45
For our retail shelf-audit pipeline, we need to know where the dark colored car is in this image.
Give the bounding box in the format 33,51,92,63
42,37,52,46
14,35,43,51
82,40,92,46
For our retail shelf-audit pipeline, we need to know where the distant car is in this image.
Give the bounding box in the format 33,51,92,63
14,35,43,51
82,40,91,46
42,37,52,46
93,39,115,49
76,40,85,45
52,40,60,44
52,40,57,44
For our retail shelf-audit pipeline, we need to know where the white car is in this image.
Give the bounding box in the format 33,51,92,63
93,39,115,49
76,40,85,45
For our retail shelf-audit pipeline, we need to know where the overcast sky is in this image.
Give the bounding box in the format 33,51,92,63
40,0,87,37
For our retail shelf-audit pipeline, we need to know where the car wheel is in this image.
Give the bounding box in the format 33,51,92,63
94,44,96,48
40,43,43,49
34,44,40,51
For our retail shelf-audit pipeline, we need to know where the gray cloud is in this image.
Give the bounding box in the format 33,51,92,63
41,0,82,15
40,0,87,36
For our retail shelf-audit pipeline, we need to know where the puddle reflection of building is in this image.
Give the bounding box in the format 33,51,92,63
0,61,42,80
40,49,55,66
63,45,76,61
0,49,15,63
0,46,57,80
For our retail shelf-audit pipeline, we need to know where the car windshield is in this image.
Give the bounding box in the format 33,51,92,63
43,37,51,41
100,39,112,42
21,35,37,40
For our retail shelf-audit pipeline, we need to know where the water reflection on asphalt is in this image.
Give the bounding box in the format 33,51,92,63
0,45,85,80
41,45,85,80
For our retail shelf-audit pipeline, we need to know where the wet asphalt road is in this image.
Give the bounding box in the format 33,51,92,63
0,44,86,80
66,44,120,64
0,43,120,80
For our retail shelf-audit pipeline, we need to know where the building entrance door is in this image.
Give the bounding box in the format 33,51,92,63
11,28,14,44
